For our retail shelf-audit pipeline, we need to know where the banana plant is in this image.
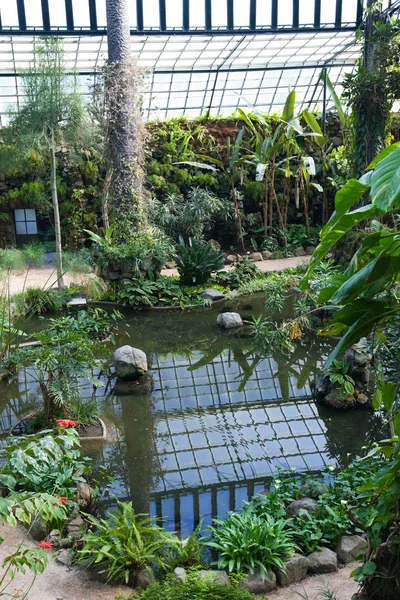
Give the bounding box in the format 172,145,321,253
175,129,247,250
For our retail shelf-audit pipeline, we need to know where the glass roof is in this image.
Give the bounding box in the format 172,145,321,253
0,0,398,123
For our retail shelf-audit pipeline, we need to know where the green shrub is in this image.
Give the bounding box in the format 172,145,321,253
175,237,224,286
204,512,295,579
78,501,186,584
22,242,46,266
134,572,255,600
67,396,98,426
14,287,67,315
0,248,26,270
217,259,260,289
63,248,94,274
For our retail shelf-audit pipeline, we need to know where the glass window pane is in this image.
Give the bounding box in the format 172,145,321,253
14,209,25,222
26,221,38,235
15,222,27,235
25,208,36,221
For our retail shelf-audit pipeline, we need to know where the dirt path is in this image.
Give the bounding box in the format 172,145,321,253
2,256,311,297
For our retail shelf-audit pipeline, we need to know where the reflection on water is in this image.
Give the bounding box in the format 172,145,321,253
0,297,386,536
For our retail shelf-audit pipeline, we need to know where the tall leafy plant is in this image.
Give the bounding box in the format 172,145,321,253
8,39,86,289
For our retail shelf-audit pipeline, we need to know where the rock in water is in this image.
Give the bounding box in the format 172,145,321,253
113,345,148,378
201,289,225,301
216,312,243,329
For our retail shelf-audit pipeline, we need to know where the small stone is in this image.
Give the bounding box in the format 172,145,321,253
201,289,225,301
199,570,231,586
276,554,310,586
49,529,61,539
249,252,263,262
322,390,348,409
239,568,277,594
287,498,317,517
210,240,221,252
216,312,243,329
261,250,273,260
335,535,367,564
112,345,148,379
28,518,48,541
308,548,338,574
331,136,343,147
68,515,83,532
55,549,74,567
305,246,316,256
164,261,176,269
225,254,237,264
295,247,306,257
58,538,74,549
174,567,187,581
76,482,91,502
300,482,329,499
356,393,369,405
136,567,155,589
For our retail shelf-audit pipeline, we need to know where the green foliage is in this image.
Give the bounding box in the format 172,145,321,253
286,224,320,250
148,188,223,240
78,500,187,584
327,359,355,398
204,512,295,578
134,571,255,600
0,429,90,500
175,238,225,286
62,248,94,274
114,274,210,309
46,308,122,342
0,248,26,271
217,259,260,289
14,287,67,315
67,396,99,426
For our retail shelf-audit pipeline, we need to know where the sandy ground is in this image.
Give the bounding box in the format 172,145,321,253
0,523,132,600
267,565,360,600
0,522,360,600
3,256,311,297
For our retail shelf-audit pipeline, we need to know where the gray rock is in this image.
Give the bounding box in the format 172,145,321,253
58,538,74,549
76,482,91,502
323,390,355,409
199,570,231,586
344,347,370,369
335,535,367,564
249,252,263,262
262,250,273,260
276,554,310,586
225,254,237,264
356,393,369,406
201,288,225,301
287,498,317,517
68,515,83,534
29,518,48,541
217,312,243,329
55,549,74,567
308,548,338,574
239,568,277,594
136,567,155,589
113,373,154,396
49,529,61,539
331,136,343,147
305,246,316,256
112,345,148,378
174,567,187,581
300,482,329,499
295,247,306,257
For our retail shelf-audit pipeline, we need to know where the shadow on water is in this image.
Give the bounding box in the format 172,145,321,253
0,294,387,535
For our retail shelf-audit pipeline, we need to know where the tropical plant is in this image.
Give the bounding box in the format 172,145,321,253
7,38,87,289
14,287,67,315
78,500,184,584
204,512,295,579
327,359,355,398
217,259,261,289
175,237,224,286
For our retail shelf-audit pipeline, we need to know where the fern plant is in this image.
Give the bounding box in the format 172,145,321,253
78,501,184,584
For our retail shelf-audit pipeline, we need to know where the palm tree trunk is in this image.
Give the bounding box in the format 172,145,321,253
50,130,64,290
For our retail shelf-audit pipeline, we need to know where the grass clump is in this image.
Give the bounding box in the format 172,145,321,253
14,287,67,315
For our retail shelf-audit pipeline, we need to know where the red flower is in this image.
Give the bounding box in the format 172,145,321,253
39,541,53,549
53,496,67,506
56,419,80,428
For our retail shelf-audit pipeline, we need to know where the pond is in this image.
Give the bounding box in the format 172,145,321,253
0,295,385,537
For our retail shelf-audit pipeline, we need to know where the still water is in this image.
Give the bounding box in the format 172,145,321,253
0,296,384,536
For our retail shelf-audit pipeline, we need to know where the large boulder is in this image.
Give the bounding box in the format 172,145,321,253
201,289,225,302
136,567,155,589
112,345,148,379
198,570,231,586
308,548,338,574
239,569,276,594
217,312,243,329
249,252,263,262
276,554,310,586
287,498,317,517
295,247,306,257
262,250,273,260
335,535,367,564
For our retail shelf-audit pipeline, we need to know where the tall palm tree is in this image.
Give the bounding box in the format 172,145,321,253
105,0,144,238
